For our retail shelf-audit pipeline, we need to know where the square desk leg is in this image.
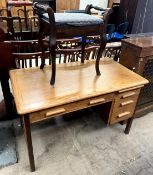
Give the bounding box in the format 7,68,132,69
23,114,35,172
124,117,134,134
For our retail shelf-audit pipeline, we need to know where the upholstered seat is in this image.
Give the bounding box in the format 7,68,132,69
43,13,104,27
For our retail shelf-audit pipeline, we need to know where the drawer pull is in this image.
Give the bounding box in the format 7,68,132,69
122,92,136,98
121,100,134,106
46,108,66,117
118,111,130,118
89,98,105,105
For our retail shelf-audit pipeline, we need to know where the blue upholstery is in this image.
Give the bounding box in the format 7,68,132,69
43,13,104,27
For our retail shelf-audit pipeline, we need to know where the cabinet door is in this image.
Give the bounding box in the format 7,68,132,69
56,0,80,12
70,0,80,10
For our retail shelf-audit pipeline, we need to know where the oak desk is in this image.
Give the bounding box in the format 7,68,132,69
10,59,148,172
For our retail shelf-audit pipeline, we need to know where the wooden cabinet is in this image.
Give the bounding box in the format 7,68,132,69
120,36,153,117
56,0,80,12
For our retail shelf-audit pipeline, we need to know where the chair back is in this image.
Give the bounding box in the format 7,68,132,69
57,46,99,64
11,40,50,68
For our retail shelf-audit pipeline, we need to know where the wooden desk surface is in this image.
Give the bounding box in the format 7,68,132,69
123,36,153,49
10,59,148,115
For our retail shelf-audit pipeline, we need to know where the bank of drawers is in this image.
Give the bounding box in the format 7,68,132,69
110,88,141,124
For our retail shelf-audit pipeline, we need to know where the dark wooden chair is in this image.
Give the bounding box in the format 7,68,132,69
0,16,22,34
10,40,50,68
0,15,39,40
56,46,99,64
12,38,99,68
6,0,32,29
0,8,8,17
34,3,113,85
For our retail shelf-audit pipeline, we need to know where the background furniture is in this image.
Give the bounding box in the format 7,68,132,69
56,0,80,12
117,0,153,33
6,0,32,29
10,59,148,172
120,36,153,117
108,0,120,8
0,0,80,14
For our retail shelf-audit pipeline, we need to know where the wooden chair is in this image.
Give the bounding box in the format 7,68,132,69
0,15,39,40
34,3,113,85
0,16,22,38
86,35,121,61
56,46,99,64
6,0,32,29
11,38,99,68
0,8,8,17
10,40,50,68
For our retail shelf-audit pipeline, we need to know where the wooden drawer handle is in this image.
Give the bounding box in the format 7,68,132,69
46,108,66,117
118,111,130,118
89,98,105,105
122,92,136,98
120,100,134,106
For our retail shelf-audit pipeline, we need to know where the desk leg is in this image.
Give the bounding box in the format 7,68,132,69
96,35,107,75
23,115,35,172
124,117,134,134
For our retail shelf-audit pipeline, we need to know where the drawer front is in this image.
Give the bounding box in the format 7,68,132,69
30,93,114,123
110,88,141,124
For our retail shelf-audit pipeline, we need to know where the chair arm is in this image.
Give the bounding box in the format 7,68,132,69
85,4,106,14
85,4,113,21
34,2,55,24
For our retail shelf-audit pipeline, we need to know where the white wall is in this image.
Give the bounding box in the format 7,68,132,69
79,0,108,9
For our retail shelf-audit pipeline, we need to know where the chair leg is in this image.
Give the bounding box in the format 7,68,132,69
39,32,45,69
50,53,56,85
7,5,12,17
50,43,56,85
96,35,107,75
24,6,28,30
81,36,86,63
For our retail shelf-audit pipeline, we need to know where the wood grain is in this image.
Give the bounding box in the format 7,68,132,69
56,0,80,12
109,88,141,124
10,59,148,115
29,92,114,123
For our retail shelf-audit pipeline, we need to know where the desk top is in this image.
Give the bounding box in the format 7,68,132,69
123,36,153,49
10,59,148,115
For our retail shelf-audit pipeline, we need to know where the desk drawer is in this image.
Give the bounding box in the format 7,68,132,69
110,88,140,124
30,93,114,123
